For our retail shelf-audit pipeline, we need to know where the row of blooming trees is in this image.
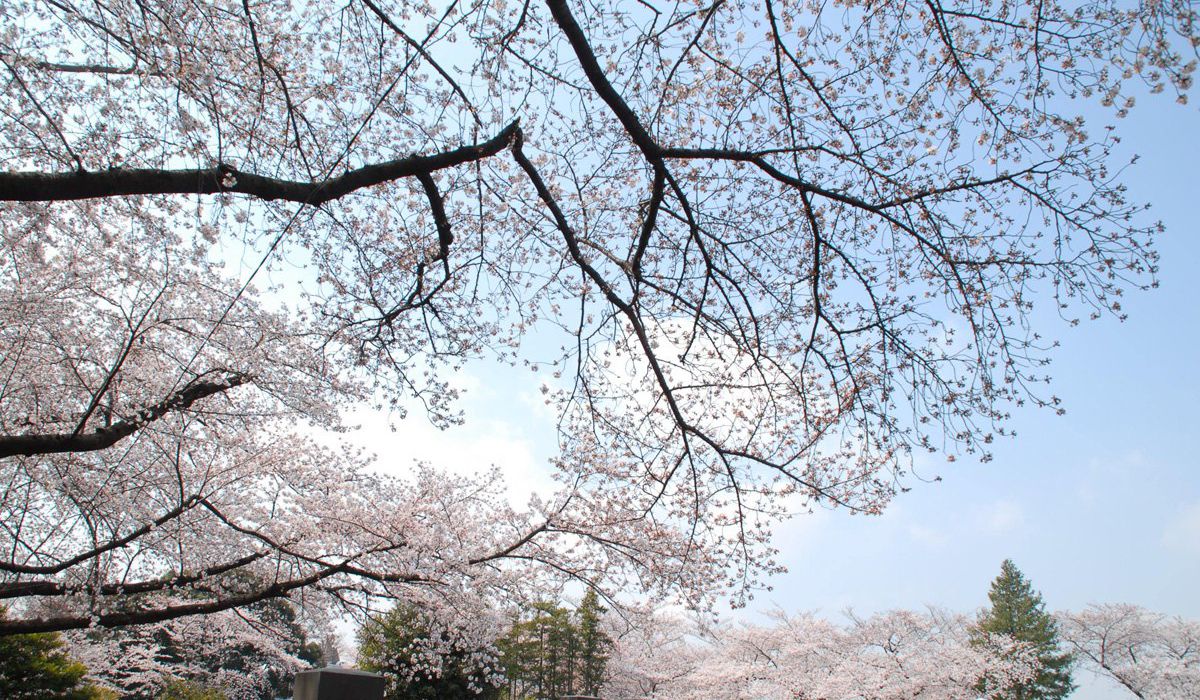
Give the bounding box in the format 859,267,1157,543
608,609,1037,700
1,0,1197,653
600,563,1196,700
602,604,1199,700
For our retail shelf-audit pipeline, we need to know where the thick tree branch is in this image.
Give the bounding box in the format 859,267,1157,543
0,550,269,598
0,496,201,575
0,567,345,635
0,371,250,459
543,0,661,160
0,121,518,204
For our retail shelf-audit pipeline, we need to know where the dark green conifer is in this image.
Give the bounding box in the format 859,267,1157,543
976,559,1074,700
0,608,111,700
574,590,611,697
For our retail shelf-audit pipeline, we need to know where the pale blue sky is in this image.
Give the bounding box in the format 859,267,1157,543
751,99,1200,698
760,97,1200,604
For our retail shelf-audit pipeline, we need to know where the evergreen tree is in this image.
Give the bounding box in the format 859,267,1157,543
0,608,112,700
497,595,612,700
500,602,575,699
574,591,611,697
155,678,227,700
976,560,1074,700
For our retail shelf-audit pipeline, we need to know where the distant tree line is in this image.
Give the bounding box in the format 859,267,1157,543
496,590,611,700
4,562,1194,699
604,561,1197,700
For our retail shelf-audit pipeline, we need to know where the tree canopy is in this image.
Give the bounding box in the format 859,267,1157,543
0,0,1196,635
1059,604,1200,700
64,595,328,699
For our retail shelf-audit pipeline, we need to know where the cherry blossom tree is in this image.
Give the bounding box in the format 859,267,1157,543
63,601,329,700
1059,604,1200,699
1,0,1196,636
604,609,1036,699
602,614,709,699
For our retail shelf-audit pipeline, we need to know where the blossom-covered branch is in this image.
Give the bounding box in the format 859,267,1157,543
0,371,250,458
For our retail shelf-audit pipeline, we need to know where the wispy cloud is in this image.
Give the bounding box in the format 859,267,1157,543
976,500,1025,535
334,366,560,504
907,524,949,548
1161,501,1200,556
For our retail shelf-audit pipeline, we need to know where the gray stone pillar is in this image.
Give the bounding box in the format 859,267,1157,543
292,667,385,700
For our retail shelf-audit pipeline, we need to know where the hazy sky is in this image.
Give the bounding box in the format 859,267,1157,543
340,91,1198,699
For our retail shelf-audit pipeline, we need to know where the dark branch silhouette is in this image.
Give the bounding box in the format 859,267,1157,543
0,371,250,459
0,122,518,204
